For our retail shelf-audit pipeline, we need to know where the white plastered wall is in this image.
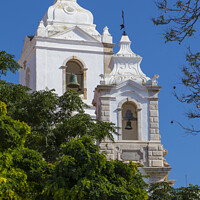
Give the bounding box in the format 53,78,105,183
19,51,36,91
34,38,104,106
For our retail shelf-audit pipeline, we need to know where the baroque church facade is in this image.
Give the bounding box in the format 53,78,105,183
18,0,175,184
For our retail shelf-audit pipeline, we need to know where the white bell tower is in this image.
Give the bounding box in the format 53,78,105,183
93,34,175,185
18,0,114,117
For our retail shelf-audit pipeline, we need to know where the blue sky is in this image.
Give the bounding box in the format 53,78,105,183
1,0,200,187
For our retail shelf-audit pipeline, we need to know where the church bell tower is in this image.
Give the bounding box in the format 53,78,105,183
18,0,114,117
18,0,174,184
93,34,175,184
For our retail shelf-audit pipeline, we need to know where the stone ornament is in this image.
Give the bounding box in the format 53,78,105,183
104,35,151,85
63,6,77,15
37,0,102,41
44,0,93,26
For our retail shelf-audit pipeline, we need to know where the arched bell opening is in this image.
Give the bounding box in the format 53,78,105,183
65,59,85,94
122,102,138,140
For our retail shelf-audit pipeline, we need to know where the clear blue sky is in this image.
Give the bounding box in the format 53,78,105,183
1,0,200,187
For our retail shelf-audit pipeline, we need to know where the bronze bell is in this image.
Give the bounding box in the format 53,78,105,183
67,73,80,88
125,119,132,130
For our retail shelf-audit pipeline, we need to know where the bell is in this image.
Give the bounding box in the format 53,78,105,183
125,119,132,130
67,74,80,88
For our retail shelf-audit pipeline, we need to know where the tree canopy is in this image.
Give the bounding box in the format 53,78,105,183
44,136,148,200
0,101,52,199
0,99,148,199
148,182,200,200
0,80,117,162
0,51,20,79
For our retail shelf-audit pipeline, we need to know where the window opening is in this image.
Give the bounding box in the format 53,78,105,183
66,60,84,94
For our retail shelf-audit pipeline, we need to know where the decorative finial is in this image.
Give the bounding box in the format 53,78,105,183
120,10,126,36
54,0,77,3
102,26,113,43
152,74,159,86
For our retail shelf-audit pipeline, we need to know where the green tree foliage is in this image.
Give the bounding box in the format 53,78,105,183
174,184,200,199
148,182,200,200
0,101,30,151
1,82,200,199
153,0,200,134
0,51,20,78
0,150,29,199
0,80,117,162
0,100,148,199
148,182,174,200
43,136,148,200
0,101,52,199
0,149,53,200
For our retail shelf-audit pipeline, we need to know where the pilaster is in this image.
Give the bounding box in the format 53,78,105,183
149,99,160,141
100,99,110,122
148,143,163,167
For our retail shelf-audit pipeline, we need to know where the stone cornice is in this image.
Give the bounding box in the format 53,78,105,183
35,45,106,56
100,140,162,144
102,43,116,48
36,36,103,47
144,85,162,91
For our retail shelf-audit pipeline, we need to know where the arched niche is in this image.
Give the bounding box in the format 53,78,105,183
25,67,30,88
62,57,87,99
117,98,142,140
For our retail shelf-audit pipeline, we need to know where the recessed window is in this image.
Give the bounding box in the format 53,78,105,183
66,60,84,94
25,68,30,88
122,102,138,140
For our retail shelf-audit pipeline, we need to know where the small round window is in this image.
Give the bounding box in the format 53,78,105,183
63,6,77,15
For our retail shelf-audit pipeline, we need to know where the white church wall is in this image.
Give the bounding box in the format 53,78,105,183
28,52,36,91
19,67,26,86
34,39,104,106
19,51,36,91
36,48,47,91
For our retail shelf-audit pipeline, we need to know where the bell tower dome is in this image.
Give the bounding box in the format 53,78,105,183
38,0,100,40
44,0,94,27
